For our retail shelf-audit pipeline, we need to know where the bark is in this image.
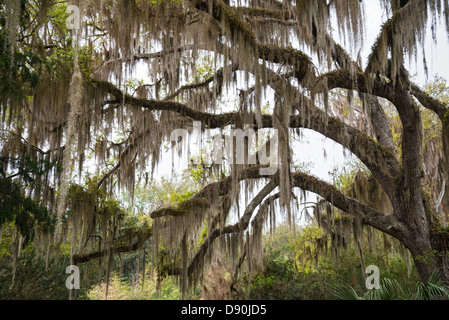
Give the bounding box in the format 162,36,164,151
365,94,396,151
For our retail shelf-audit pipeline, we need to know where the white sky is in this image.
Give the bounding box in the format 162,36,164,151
362,1,449,85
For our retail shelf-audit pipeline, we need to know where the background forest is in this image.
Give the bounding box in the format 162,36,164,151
1,0,449,301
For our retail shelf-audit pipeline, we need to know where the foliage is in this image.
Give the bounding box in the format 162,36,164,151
238,222,420,300
334,270,449,300
0,156,57,244
0,247,73,300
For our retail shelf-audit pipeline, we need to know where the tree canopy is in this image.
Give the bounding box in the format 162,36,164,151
0,0,449,300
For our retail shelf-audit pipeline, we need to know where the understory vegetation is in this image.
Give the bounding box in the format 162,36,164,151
58,222,425,300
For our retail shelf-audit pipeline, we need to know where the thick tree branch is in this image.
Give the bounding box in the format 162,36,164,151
363,94,396,151
72,228,152,264
93,78,400,199
320,68,395,102
183,178,278,277
150,166,267,218
290,171,409,241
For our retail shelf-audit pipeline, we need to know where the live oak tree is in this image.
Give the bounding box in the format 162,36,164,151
1,0,449,298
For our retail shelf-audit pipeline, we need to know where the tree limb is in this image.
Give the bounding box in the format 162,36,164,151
290,171,409,241
150,166,267,218
93,77,400,199
72,229,152,264
183,178,278,277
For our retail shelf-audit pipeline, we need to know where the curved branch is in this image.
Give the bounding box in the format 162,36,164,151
94,77,400,199
320,68,395,102
290,171,409,242
150,166,267,218
72,228,152,264
184,178,278,277
97,161,121,189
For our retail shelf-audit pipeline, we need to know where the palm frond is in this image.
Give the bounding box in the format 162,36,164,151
334,269,449,300
332,284,362,300
363,278,403,300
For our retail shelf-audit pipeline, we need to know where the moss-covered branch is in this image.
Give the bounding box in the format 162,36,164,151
93,79,240,128
410,83,449,120
93,77,400,199
290,171,408,241
192,0,314,81
72,228,152,264
150,166,265,219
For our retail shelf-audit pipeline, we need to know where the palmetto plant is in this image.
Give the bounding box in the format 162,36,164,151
333,270,449,300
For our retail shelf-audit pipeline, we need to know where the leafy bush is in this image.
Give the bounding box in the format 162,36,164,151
239,222,422,300
86,272,200,300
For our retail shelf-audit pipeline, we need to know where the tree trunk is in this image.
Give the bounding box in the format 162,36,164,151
404,220,449,284
409,244,449,284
